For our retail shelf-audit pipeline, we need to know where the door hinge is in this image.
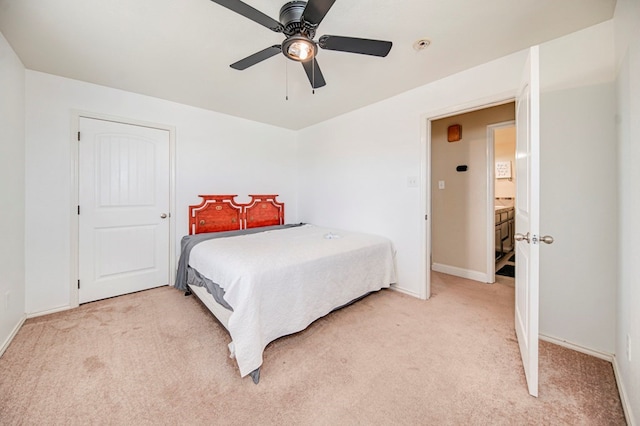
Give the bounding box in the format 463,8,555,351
77,205,80,215
77,279,80,289
77,131,80,141
425,214,428,220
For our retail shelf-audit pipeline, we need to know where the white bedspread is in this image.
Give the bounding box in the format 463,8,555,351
188,224,396,377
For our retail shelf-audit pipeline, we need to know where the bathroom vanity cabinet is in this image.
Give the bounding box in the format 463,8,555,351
495,206,514,260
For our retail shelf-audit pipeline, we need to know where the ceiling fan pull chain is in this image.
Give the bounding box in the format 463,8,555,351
312,56,315,94
285,60,289,100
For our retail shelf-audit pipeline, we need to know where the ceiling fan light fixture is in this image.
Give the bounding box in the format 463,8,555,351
282,36,317,62
288,41,312,60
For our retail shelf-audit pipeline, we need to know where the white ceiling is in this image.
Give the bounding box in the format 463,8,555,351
0,0,615,130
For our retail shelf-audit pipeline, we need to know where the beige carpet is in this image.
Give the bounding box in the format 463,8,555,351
0,272,625,425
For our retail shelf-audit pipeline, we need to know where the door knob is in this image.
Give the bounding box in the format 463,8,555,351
539,235,554,244
515,232,554,244
160,213,167,219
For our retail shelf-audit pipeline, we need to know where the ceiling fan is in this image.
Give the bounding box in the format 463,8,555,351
208,0,393,89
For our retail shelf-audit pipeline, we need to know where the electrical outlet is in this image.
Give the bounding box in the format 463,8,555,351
438,180,445,190
627,334,632,361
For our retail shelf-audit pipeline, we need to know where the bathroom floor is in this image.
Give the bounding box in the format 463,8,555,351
496,251,515,278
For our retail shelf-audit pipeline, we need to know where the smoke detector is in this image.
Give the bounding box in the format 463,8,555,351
413,38,431,51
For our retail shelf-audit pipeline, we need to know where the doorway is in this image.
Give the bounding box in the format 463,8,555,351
429,103,515,286
489,122,516,283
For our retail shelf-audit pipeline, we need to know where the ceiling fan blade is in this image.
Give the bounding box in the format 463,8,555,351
230,45,282,70
301,0,337,27
209,0,283,32
319,35,392,57
301,59,326,88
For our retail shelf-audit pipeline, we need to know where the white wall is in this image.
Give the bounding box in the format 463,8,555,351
25,71,298,315
538,21,617,355
0,32,26,352
539,83,617,352
614,0,640,422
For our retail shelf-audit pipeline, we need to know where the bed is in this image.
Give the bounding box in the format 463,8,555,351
174,194,396,383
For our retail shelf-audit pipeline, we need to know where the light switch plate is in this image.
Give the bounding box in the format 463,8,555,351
438,180,445,189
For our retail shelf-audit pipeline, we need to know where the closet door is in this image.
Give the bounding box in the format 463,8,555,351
78,117,170,303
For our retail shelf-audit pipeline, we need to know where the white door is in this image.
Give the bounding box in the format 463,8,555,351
514,46,541,397
79,117,170,303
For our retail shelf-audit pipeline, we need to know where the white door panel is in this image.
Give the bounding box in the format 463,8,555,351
515,46,540,397
97,136,157,206
95,225,156,277
79,118,170,303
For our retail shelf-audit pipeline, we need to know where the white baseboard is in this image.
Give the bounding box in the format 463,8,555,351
0,315,26,358
389,284,420,299
612,356,636,426
0,305,71,357
26,304,71,319
539,333,613,361
432,263,488,283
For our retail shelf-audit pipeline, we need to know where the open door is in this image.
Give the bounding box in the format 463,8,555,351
514,46,541,397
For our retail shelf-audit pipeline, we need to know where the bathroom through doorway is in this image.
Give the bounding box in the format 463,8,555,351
430,102,515,285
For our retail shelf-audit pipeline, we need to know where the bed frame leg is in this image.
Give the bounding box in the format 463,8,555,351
184,289,192,296
250,368,260,384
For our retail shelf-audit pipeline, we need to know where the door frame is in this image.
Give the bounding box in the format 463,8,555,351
486,120,516,284
420,93,515,299
69,111,176,308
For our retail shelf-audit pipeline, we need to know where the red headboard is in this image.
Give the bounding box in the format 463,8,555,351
189,194,284,235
